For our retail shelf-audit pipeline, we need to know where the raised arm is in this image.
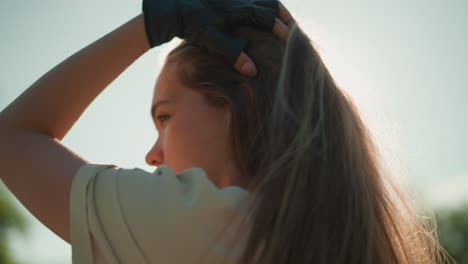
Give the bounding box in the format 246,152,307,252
0,13,149,243
0,14,149,140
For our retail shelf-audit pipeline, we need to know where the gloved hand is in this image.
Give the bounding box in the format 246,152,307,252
142,0,292,76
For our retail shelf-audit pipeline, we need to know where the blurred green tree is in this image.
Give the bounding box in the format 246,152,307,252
435,202,468,264
0,183,29,264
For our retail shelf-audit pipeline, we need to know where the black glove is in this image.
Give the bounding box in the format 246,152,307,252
142,0,278,65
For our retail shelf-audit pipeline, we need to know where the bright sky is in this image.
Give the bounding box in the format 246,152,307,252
1,0,467,263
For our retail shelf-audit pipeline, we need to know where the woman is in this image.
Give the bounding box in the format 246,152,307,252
0,0,450,263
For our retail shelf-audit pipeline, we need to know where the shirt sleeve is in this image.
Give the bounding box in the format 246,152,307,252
69,163,248,264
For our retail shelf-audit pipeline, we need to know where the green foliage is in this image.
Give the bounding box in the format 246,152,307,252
0,183,29,264
435,202,468,264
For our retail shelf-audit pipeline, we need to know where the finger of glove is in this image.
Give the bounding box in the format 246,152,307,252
193,27,256,76
250,0,279,30
250,6,278,31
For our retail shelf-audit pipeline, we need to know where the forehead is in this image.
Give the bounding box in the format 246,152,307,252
152,61,181,102
151,60,204,116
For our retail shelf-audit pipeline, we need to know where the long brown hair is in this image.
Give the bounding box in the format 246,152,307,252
164,22,451,264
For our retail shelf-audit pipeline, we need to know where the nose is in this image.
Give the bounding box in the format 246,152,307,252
145,141,164,167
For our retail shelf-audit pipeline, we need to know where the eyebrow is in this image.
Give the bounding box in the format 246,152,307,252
150,99,173,120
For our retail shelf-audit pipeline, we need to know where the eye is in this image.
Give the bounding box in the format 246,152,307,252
156,114,170,125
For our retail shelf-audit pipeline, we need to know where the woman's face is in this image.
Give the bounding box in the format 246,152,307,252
145,60,241,188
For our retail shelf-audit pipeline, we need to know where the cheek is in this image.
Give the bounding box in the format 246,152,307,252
185,108,228,144
162,118,200,170
166,111,229,169
188,112,231,160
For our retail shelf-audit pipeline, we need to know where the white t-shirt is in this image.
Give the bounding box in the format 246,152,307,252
70,163,252,264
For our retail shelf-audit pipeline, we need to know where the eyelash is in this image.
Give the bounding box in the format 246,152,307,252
156,114,170,125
